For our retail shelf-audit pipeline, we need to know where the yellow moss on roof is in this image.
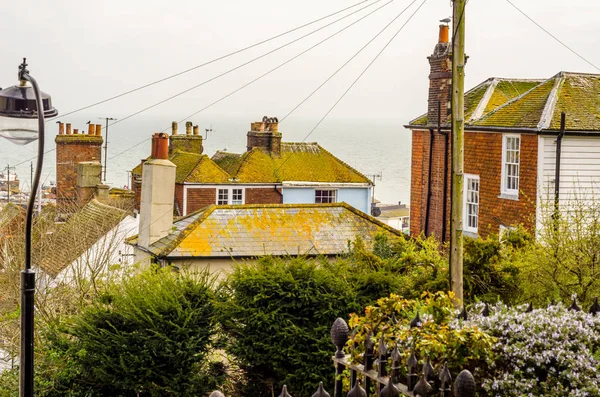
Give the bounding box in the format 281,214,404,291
211,151,243,175
483,80,542,114
473,78,556,128
132,203,403,258
550,73,600,131
185,155,231,183
232,143,371,184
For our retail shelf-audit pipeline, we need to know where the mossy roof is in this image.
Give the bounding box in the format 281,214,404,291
38,200,127,278
127,203,402,258
409,72,600,132
213,143,372,184
134,142,371,185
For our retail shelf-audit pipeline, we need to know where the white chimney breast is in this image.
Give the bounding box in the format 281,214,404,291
138,158,176,249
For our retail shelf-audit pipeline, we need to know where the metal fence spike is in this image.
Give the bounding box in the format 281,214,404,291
347,380,366,397
378,335,388,356
439,362,452,389
331,318,349,358
482,303,490,317
209,392,225,397
453,370,476,397
410,312,422,328
413,374,433,396
311,382,331,397
569,298,581,312
278,385,292,397
589,297,600,315
380,380,400,397
525,302,533,313
423,356,435,382
457,307,467,320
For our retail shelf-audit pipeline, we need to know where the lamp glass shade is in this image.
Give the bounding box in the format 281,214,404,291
0,82,58,145
0,116,39,145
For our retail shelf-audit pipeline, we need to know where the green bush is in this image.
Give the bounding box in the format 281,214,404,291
217,255,408,397
35,267,222,397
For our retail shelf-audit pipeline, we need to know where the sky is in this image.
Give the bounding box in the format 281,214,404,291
1,0,598,128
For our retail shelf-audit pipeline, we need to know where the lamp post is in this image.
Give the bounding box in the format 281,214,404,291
0,58,58,397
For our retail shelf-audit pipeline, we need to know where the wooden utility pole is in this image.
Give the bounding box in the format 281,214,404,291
450,0,466,307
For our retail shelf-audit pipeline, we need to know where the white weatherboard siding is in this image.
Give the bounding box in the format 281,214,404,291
538,136,600,225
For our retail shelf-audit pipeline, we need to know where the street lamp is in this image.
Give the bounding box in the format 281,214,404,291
0,58,58,397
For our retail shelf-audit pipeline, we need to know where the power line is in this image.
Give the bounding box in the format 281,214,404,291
108,0,393,161
9,0,376,169
505,0,600,72
105,0,385,130
165,0,397,132
46,0,375,122
281,0,419,122
275,0,428,174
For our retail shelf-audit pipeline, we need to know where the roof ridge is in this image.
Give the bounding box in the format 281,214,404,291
160,205,217,256
471,75,556,125
537,73,566,130
313,144,373,185
469,78,499,122
336,202,404,236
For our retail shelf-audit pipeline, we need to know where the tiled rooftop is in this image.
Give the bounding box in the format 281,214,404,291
128,203,402,258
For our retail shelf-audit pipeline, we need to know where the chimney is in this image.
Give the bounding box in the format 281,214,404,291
427,24,453,126
95,124,102,136
58,122,65,135
87,124,95,135
76,161,102,207
138,133,176,249
55,121,103,216
246,116,282,155
169,120,203,155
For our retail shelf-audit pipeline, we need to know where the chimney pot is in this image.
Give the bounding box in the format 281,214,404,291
439,24,449,43
74,129,79,135
88,124,95,135
185,121,192,135
193,125,199,135
155,133,169,159
66,123,72,135
58,122,65,135
172,121,178,135
95,124,102,136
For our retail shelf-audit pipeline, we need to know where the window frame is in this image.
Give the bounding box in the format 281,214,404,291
315,189,337,204
216,188,244,205
501,133,521,198
463,174,480,234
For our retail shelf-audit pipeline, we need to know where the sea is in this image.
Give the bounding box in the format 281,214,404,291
0,115,412,206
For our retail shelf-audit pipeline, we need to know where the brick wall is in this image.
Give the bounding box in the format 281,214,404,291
410,129,538,239
245,187,283,204
186,188,216,214
55,135,103,214
174,184,185,216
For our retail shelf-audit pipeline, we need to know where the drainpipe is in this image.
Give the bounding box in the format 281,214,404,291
424,128,435,236
554,112,566,224
437,101,449,243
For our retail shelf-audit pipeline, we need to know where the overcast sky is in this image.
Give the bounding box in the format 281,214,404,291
1,0,599,127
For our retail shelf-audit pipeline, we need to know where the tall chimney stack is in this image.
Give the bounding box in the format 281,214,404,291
169,120,203,155
247,116,282,155
427,24,453,126
138,133,176,250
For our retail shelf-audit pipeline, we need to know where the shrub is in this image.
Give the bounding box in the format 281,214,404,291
36,267,222,397
347,292,496,380
467,302,600,397
217,255,406,397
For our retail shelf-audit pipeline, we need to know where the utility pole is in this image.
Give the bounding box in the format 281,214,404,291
450,0,466,307
99,117,117,182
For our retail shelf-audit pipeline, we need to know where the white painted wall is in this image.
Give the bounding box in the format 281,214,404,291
537,135,600,226
282,186,372,213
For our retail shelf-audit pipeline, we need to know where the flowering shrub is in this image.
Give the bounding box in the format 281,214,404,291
466,302,600,397
347,292,496,378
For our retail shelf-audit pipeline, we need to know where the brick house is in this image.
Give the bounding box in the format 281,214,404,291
131,118,373,216
406,24,600,240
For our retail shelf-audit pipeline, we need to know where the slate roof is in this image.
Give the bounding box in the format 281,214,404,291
127,203,402,258
212,143,372,184
39,200,128,278
408,72,600,132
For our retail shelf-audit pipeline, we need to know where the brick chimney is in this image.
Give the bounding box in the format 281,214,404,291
169,121,203,155
55,122,103,215
138,133,176,250
427,24,452,126
247,116,281,155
